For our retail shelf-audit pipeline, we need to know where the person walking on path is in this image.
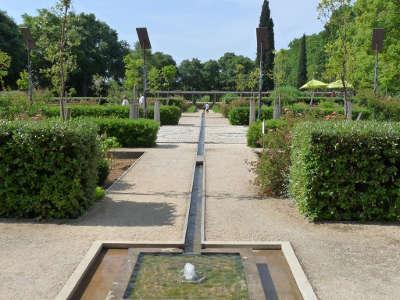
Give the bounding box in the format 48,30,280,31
121,96,129,106
204,103,210,113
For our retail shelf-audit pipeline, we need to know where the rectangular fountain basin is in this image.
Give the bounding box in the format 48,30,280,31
58,242,313,300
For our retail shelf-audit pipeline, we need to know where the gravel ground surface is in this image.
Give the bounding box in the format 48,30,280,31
204,112,400,300
0,115,199,300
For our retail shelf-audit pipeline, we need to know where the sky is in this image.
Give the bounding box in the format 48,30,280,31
1,0,324,63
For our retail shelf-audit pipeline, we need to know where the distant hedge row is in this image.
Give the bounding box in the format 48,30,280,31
228,104,371,125
228,107,273,125
247,119,287,147
0,120,100,219
42,104,181,125
91,118,159,147
290,121,400,221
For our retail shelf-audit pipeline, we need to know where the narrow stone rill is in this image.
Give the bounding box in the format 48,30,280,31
184,112,205,254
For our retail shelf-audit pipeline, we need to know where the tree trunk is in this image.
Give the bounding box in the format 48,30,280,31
273,94,282,119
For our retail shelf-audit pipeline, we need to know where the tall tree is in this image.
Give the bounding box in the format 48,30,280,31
124,53,143,97
297,34,308,87
219,52,254,91
178,59,204,90
0,51,11,90
148,67,162,94
150,52,176,69
257,0,275,91
0,11,25,89
23,10,129,96
318,0,354,119
202,60,220,90
274,50,289,88
161,65,177,91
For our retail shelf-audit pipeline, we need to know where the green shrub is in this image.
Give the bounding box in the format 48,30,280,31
221,93,238,104
270,86,304,105
144,105,181,125
95,186,106,200
0,91,47,119
0,119,100,219
212,103,221,113
43,104,181,125
366,97,400,121
91,118,159,147
228,106,273,125
97,158,110,186
167,97,186,109
255,125,292,197
186,105,197,113
290,121,400,221
289,102,371,120
42,104,129,118
247,119,288,147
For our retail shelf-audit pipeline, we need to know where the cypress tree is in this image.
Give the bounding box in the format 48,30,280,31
257,0,275,91
297,34,308,88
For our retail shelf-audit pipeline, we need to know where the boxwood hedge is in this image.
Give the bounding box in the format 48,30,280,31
42,104,129,118
0,120,100,219
290,121,400,221
228,106,273,125
42,104,181,125
90,118,159,147
144,105,181,125
247,119,288,147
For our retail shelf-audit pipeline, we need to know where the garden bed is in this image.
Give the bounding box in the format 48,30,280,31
104,158,137,188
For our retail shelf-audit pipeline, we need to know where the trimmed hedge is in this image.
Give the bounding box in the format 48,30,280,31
90,118,159,147
247,119,288,147
43,104,182,125
289,102,371,120
144,105,181,125
42,104,129,118
228,106,273,125
0,120,100,219
366,98,400,121
290,121,400,221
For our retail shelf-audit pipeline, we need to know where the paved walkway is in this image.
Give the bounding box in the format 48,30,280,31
0,114,200,300
204,112,400,300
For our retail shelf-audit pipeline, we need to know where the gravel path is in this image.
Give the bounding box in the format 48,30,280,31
204,112,400,300
0,115,199,300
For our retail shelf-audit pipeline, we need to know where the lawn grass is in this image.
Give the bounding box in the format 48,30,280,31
130,254,249,299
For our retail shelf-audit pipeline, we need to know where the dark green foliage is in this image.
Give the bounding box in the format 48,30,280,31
290,121,400,221
166,98,186,110
97,158,109,186
364,96,400,121
91,118,159,147
0,11,25,88
23,11,129,96
144,105,181,125
0,119,100,219
218,53,255,91
247,119,287,147
255,125,291,196
42,104,181,125
228,106,273,125
289,102,371,120
297,35,308,88
221,93,239,104
257,0,275,91
42,105,129,118
285,32,326,87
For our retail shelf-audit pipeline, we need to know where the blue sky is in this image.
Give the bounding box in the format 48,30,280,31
1,0,324,62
